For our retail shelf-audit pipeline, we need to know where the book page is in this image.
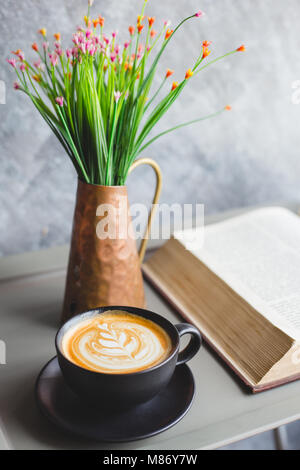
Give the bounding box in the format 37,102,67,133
174,207,300,340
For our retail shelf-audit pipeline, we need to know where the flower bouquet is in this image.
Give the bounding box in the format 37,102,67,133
7,0,245,320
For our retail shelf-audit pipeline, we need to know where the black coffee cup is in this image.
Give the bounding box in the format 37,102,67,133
56,306,202,409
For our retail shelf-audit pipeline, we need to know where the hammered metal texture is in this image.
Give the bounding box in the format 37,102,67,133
61,180,145,323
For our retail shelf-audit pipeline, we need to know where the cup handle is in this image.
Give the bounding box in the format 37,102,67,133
129,158,162,263
175,323,202,366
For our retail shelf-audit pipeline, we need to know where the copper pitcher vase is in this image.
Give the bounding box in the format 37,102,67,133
61,158,162,324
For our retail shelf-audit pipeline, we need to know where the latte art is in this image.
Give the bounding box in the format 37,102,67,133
62,311,172,374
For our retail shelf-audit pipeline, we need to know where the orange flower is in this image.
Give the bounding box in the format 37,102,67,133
171,81,179,91
165,29,173,40
136,73,140,80
166,68,174,79
202,40,212,48
124,61,129,71
98,15,105,27
92,19,99,28
103,64,108,72
137,15,145,25
185,69,193,80
202,47,211,59
32,42,39,52
225,105,232,111
150,29,157,38
137,24,144,34
38,28,47,37
148,17,155,28
129,25,135,36
32,74,41,82
12,49,22,56
54,33,61,42
237,44,245,52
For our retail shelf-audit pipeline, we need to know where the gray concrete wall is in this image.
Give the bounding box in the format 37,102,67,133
1,0,300,255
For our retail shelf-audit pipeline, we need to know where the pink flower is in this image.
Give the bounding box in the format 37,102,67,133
114,91,121,102
34,60,41,68
56,47,63,57
79,43,86,54
16,51,25,61
110,54,117,62
74,32,84,44
66,48,72,59
20,63,26,72
195,10,205,17
86,30,92,39
164,20,171,27
42,42,49,51
103,35,110,45
88,45,96,56
49,53,58,67
72,34,80,46
6,58,16,68
55,96,64,107
112,30,118,39
13,81,20,90
124,41,130,49
115,44,120,55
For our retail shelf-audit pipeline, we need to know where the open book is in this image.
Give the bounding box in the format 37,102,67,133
143,207,300,392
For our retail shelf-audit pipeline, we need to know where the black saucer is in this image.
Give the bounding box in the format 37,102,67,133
35,357,195,443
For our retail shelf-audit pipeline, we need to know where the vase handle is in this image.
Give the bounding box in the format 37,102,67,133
129,158,162,263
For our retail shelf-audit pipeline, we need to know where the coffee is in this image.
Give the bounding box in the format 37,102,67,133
61,310,172,374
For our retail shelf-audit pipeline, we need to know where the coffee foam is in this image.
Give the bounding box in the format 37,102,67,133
61,310,172,374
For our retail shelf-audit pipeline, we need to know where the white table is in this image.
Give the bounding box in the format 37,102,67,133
0,204,300,450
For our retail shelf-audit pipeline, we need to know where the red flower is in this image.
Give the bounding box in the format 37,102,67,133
148,17,155,28
202,47,211,59
165,29,173,40
237,45,245,52
185,69,193,80
202,41,212,48
137,24,144,34
98,16,105,27
129,25,135,36
166,69,174,79
171,81,178,91
32,42,39,52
